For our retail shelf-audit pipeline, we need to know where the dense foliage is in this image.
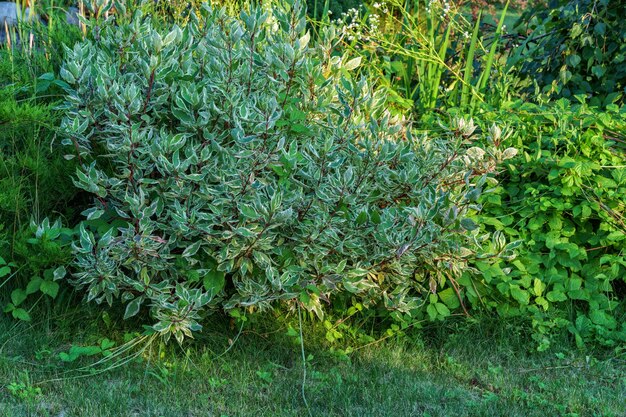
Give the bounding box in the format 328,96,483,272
512,0,626,105
466,100,626,348
0,28,81,320
336,0,511,116
59,2,516,342
1,0,624,353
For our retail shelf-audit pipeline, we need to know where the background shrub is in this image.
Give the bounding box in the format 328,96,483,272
464,100,626,349
511,0,626,106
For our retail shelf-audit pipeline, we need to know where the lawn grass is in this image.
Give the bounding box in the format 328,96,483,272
0,306,624,417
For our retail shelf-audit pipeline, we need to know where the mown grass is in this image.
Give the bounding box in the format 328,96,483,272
0,306,624,417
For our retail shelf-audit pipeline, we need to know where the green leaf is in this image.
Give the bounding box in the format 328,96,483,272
26,277,43,295
434,302,450,317
12,308,31,321
593,310,616,327
240,204,259,219
570,23,582,38
567,277,582,292
546,290,567,302
533,278,545,297
100,338,116,350
124,297,143,320
566,54,581,67
40,280,60,299
152,321,171,332
460,218,478,231
11,289,27,307
182,240,203,257
203,270,225,294
591,65,606,78
510,285,530,305
438,288,460,309
0,266,11,278
535,296,549,311
426,304,437,320
53,266,67,281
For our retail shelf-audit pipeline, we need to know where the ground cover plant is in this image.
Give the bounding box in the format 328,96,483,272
369,98,626,351
442,100,626,350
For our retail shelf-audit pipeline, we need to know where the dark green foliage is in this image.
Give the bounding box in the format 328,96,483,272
511,0,626,105
0,18,83,320
59,2,513,342
0,83,78,318
0,90,75,232
306,0,364,21
466,99,626,349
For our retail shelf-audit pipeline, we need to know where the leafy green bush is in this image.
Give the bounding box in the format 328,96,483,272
463,99,626,349
511,0,626,105
59,2,515,342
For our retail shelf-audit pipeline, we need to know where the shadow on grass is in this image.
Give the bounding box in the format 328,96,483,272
0,307,624,417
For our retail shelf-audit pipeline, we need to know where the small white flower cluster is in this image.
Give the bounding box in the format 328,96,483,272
425,0,452,17
335,2,392,44
337,7,363,42
372,2,389,13
368,12,380,37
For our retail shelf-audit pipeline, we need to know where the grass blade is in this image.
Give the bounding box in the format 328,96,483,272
460,11,481,110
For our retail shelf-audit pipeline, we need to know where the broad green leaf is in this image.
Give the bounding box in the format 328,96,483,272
203,270,225,294
40,280,60,298
510,286,530,305
434,302,450,317
26,277,43,295
0,266,11,278
11,289,27,307
12,308,31,321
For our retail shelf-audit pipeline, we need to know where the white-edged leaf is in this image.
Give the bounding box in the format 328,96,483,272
182,240,203,257
124,297,143,320
343,57,362,71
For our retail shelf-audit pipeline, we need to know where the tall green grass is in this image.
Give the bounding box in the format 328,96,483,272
341,0,512,115
0,2,82,300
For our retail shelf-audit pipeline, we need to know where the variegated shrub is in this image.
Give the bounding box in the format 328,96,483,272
60,1,516,342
